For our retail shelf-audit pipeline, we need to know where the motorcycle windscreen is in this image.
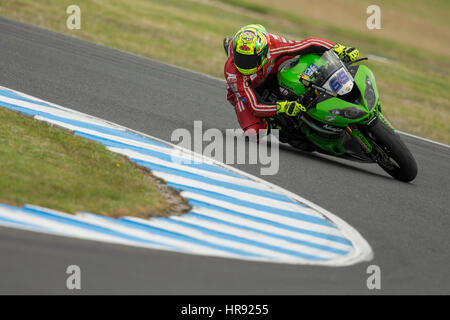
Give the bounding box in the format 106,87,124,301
322,67,354,95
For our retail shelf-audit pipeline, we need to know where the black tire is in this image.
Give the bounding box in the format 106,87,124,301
365,119,418,182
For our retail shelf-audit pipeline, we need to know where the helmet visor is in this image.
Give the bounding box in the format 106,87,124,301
234,52,259,71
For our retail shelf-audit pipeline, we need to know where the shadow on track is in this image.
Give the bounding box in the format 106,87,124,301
277,143,406,183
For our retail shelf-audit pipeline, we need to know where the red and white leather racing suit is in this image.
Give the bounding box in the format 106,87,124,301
224,35,335,134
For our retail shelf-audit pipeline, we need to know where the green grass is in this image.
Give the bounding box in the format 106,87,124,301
0,0,449,144
219,0,271,14
0,107,182,218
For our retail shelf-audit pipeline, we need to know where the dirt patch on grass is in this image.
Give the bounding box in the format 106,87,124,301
109,160,192,219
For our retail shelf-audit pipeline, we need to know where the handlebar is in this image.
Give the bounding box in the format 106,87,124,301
347,57,369,65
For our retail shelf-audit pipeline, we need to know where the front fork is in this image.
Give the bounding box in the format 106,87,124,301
347,111,395,160
346,126,373,153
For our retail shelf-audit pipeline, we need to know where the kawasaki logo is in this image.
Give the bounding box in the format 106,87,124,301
323,124,344,132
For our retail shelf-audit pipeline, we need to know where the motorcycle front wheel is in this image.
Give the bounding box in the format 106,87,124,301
365,119,418,182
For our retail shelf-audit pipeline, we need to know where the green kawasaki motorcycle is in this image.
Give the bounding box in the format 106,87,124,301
271,50,417,182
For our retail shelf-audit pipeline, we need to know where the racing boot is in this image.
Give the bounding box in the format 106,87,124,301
267,118,289,143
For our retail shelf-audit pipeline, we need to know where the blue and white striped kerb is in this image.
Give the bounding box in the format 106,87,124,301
0,85,372,266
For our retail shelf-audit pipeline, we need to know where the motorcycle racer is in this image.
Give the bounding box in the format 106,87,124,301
223,24,360,139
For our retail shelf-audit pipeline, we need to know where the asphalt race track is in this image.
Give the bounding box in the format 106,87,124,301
0,17,449,294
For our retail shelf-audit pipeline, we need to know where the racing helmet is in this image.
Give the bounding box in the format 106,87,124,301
232,24,270,75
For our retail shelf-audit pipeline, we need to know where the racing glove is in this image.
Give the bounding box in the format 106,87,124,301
223,35,233,56
332,43,360,63
276,101,306,117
